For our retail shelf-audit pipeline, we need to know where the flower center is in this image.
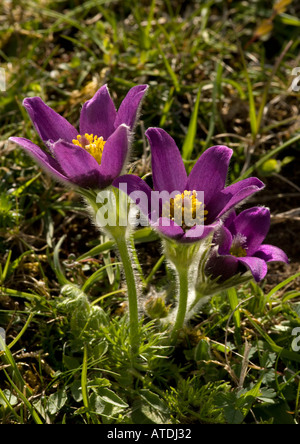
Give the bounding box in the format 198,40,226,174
229,233,247,257
72,133,106,164
162,190,208,230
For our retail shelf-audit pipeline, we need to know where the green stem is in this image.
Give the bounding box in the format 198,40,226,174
115,236,140,359
163,240,201,345
83,187,140,360
171,266,189,344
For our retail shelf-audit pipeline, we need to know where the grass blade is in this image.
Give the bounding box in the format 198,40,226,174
11,173,41,198
77,227,158,261
81,345,89,410
245,313,300,364
182,87,201,160
238,42,257,139
227,288,242,345
82,262,121,293
203,62,223,150
51,235,70,286
256,40,293,134
158,45,180,92
159,86,174,127
266,271,300,302
1,344,32,397
144,254,166,287
0,388,22,422
236,133,300,181
0,250,12,284
0,287,40,301
3,370,43,424
7,313,34,350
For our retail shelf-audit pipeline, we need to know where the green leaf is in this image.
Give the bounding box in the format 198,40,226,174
98,387,128,408
47,389,68,415
71,380,83,403
224,404,244,424
0,389,18,407
63,354,80,371
257,400,295,424
92,341,108,360
194,338,211,361
140,389,169,414
238,378,263,418
89,393,105,414
217,378,263,424
0,388,21,422
131,401,164,424
257,388,277,404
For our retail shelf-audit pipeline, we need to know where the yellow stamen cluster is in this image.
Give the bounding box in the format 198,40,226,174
230,245,247,257
72,133,106,164
163,190,208,230
229,234,247,257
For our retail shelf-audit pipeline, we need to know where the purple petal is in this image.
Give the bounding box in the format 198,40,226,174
79,85,117,140
238,256,268,282
145,128,187,193
215,225,233,255
23,97,78,144
187,145,233,204
181,221,220,243
223,210,237,231
153,217,184,240
51,140,105,188
114,85,149,131
253,244,289,264
232,207,270,255
99,124,129,182
113,174,160,222
9,137,68,183
205,250,239,281
209,177,265,223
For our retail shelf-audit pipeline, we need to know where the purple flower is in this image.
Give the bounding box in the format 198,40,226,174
113,128,265,243
9,84,148,189
205,206,289,282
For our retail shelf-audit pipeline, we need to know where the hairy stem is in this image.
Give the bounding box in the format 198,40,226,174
83,187,140,361
170,265,189,344
115,236,140,359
